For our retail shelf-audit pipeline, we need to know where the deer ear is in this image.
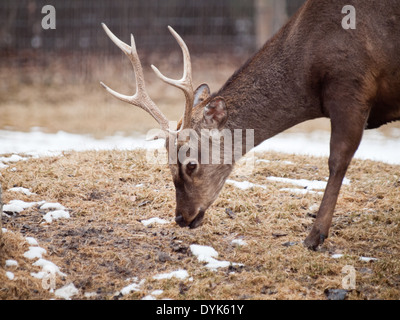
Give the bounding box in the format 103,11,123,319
203,97,227,128
194,83,210,106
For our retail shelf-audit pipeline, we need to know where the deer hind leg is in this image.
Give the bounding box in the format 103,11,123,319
304,99,369,250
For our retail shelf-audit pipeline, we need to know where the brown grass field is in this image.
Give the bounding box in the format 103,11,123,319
0,149,399,300
1,55,400,300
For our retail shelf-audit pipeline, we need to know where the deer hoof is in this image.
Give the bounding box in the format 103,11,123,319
304,229,327,251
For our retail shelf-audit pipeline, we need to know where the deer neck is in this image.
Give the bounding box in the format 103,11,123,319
216,34,322,148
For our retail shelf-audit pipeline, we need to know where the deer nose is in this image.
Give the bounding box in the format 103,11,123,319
175,214,188,227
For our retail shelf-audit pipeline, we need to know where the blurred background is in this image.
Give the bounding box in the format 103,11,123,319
0,0,398,156
0,0,307,138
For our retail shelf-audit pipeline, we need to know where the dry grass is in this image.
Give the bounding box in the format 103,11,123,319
1,149,399,300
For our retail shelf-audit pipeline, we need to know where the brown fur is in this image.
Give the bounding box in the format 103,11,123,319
171,0,400,250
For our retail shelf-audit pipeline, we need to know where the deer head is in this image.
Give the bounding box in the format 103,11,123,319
100,24,233,228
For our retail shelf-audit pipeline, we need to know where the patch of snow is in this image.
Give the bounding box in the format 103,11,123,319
120,279,145,296
3,200,45,214
0,129,399,164
23,246,47,260
151,290,163,296
54,283,79,300
141,217,169,227
6,271,15,280
280,188,323,195
153,269,189,280
8,187,36,196
0,154,27,163
343,178,351,185
25,236,38,246
331,254,344,259
232,239,247,246
226,180,266,190
40,202,66,211
190,244,219,260
360,257,378,262
42,210,70,223
254,130,400,165
32,258,66,278
5,259,19,268
0,129,163,157
142,295,156,300
256,159,270,164
190,244,243,271
267,176,327,190
84,292,97,298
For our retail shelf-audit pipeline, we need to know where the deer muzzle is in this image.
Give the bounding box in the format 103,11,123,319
175,209,205,229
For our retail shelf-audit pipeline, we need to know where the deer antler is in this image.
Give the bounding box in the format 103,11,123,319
100,23,194,133
151,26,194,131
100,23,169,131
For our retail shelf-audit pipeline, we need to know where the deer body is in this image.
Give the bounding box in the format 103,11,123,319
102,0,400,250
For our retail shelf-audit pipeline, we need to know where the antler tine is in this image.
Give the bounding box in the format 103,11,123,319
100,23,169,131
151,26,194,131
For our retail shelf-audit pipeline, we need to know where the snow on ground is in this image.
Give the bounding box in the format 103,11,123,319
42,210,70,223
266,177,328,190
152,269,189,280
3,200,45,214
40,202,66,211
0,128,399,164
118,278,145,296
141,217,170,227
2,196,70,224
25,237,38,246
5,259,19,268
6,271,15,280
190,244,243,271
226,176,350,195
8,187,36,196
254,129,400,165
330,254,378,261
0,154,28,163
360,257,379,262
0,129,162,157
23,246,47,260
226,180,266,190
1,193,73,298
231,239,247,246
141,290,164,300
54,283,79,300
32,258,67,279
1,229,70,297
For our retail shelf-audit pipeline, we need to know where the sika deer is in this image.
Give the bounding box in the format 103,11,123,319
101,0,400,250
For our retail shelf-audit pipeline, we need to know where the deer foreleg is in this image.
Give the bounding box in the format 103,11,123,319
304,99,369,250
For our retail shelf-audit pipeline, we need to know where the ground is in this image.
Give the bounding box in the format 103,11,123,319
1,149,399,300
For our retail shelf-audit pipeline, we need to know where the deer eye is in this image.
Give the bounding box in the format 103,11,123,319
185,161,198,176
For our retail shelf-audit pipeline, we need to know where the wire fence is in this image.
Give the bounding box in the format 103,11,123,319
1,0,254,55
1,0,306,55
